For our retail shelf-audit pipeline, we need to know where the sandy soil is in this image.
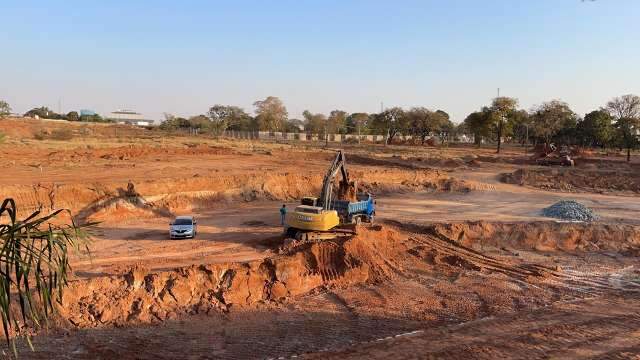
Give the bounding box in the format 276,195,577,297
1,118,640,359
314,291,640,359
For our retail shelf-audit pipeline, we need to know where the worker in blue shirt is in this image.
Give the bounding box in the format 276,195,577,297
280,204,287,225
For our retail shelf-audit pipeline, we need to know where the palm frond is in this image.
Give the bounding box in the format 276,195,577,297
0,198,93,353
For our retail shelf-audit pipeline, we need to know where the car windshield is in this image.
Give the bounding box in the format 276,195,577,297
173,218,193,225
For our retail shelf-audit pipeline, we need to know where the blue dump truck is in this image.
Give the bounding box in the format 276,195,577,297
331,193,376,225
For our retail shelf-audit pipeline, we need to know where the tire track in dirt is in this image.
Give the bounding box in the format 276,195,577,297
312,292,640,359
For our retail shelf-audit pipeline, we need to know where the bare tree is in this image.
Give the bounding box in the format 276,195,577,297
253,96,288,132
607,94,640,120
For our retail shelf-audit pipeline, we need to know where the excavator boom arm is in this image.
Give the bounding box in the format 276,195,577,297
318,151,349,210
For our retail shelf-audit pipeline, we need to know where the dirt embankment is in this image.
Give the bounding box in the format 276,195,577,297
45,144,239,162
58,226,403,328
55,224,559,331
501,168,640,194
429,221,640,253
2,168,482,221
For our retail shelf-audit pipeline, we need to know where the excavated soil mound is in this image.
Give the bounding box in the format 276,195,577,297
430,221,640,252
58,226,406,329
501,168,640,194
74,196,173,222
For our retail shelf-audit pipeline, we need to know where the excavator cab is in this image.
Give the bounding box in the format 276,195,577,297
285,205,340,233
300,197,318,207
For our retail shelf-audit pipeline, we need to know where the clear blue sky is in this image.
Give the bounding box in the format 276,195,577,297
1,0,639,123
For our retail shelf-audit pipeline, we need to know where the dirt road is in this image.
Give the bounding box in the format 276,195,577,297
71,181,640,276
16,288,640,359
381,182,640,225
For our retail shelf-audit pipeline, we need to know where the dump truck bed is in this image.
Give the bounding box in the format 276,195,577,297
332,193,375,217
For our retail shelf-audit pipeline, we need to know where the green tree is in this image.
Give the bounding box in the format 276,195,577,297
0,100,11,118
614,118,639,162
435,110,450,122
66,111,80,122
576,110,613,147
345,113,369,135
607,94,640,161
188,115,211,130
406,107,446,145
159,113,190,130
437,117,455,144
370,107,407,145
283,118,304,133
463,109,492,146
531,100,578,146
489,97,519,153
25,107,60,119
206,105,249,135
327,110,348,134
225,108,253,131
253,96,287,131
302,110,327,135
510,110,532,145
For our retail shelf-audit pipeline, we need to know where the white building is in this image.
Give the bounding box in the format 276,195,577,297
107,110,154,126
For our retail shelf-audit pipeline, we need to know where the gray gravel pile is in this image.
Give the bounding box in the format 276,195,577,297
542,200,597,222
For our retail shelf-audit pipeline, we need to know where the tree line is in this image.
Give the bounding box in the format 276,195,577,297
461,94,640,161
10,106,111,123
2,94,638,161
160,96,455,145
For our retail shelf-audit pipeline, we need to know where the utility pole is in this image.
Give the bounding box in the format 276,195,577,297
525,124,529,155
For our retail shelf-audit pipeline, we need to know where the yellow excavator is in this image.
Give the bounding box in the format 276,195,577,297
284,150,376,241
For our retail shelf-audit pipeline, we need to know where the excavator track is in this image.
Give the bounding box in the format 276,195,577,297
295,228,355,242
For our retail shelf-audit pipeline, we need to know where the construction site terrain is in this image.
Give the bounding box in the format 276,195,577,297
1,119,640,359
